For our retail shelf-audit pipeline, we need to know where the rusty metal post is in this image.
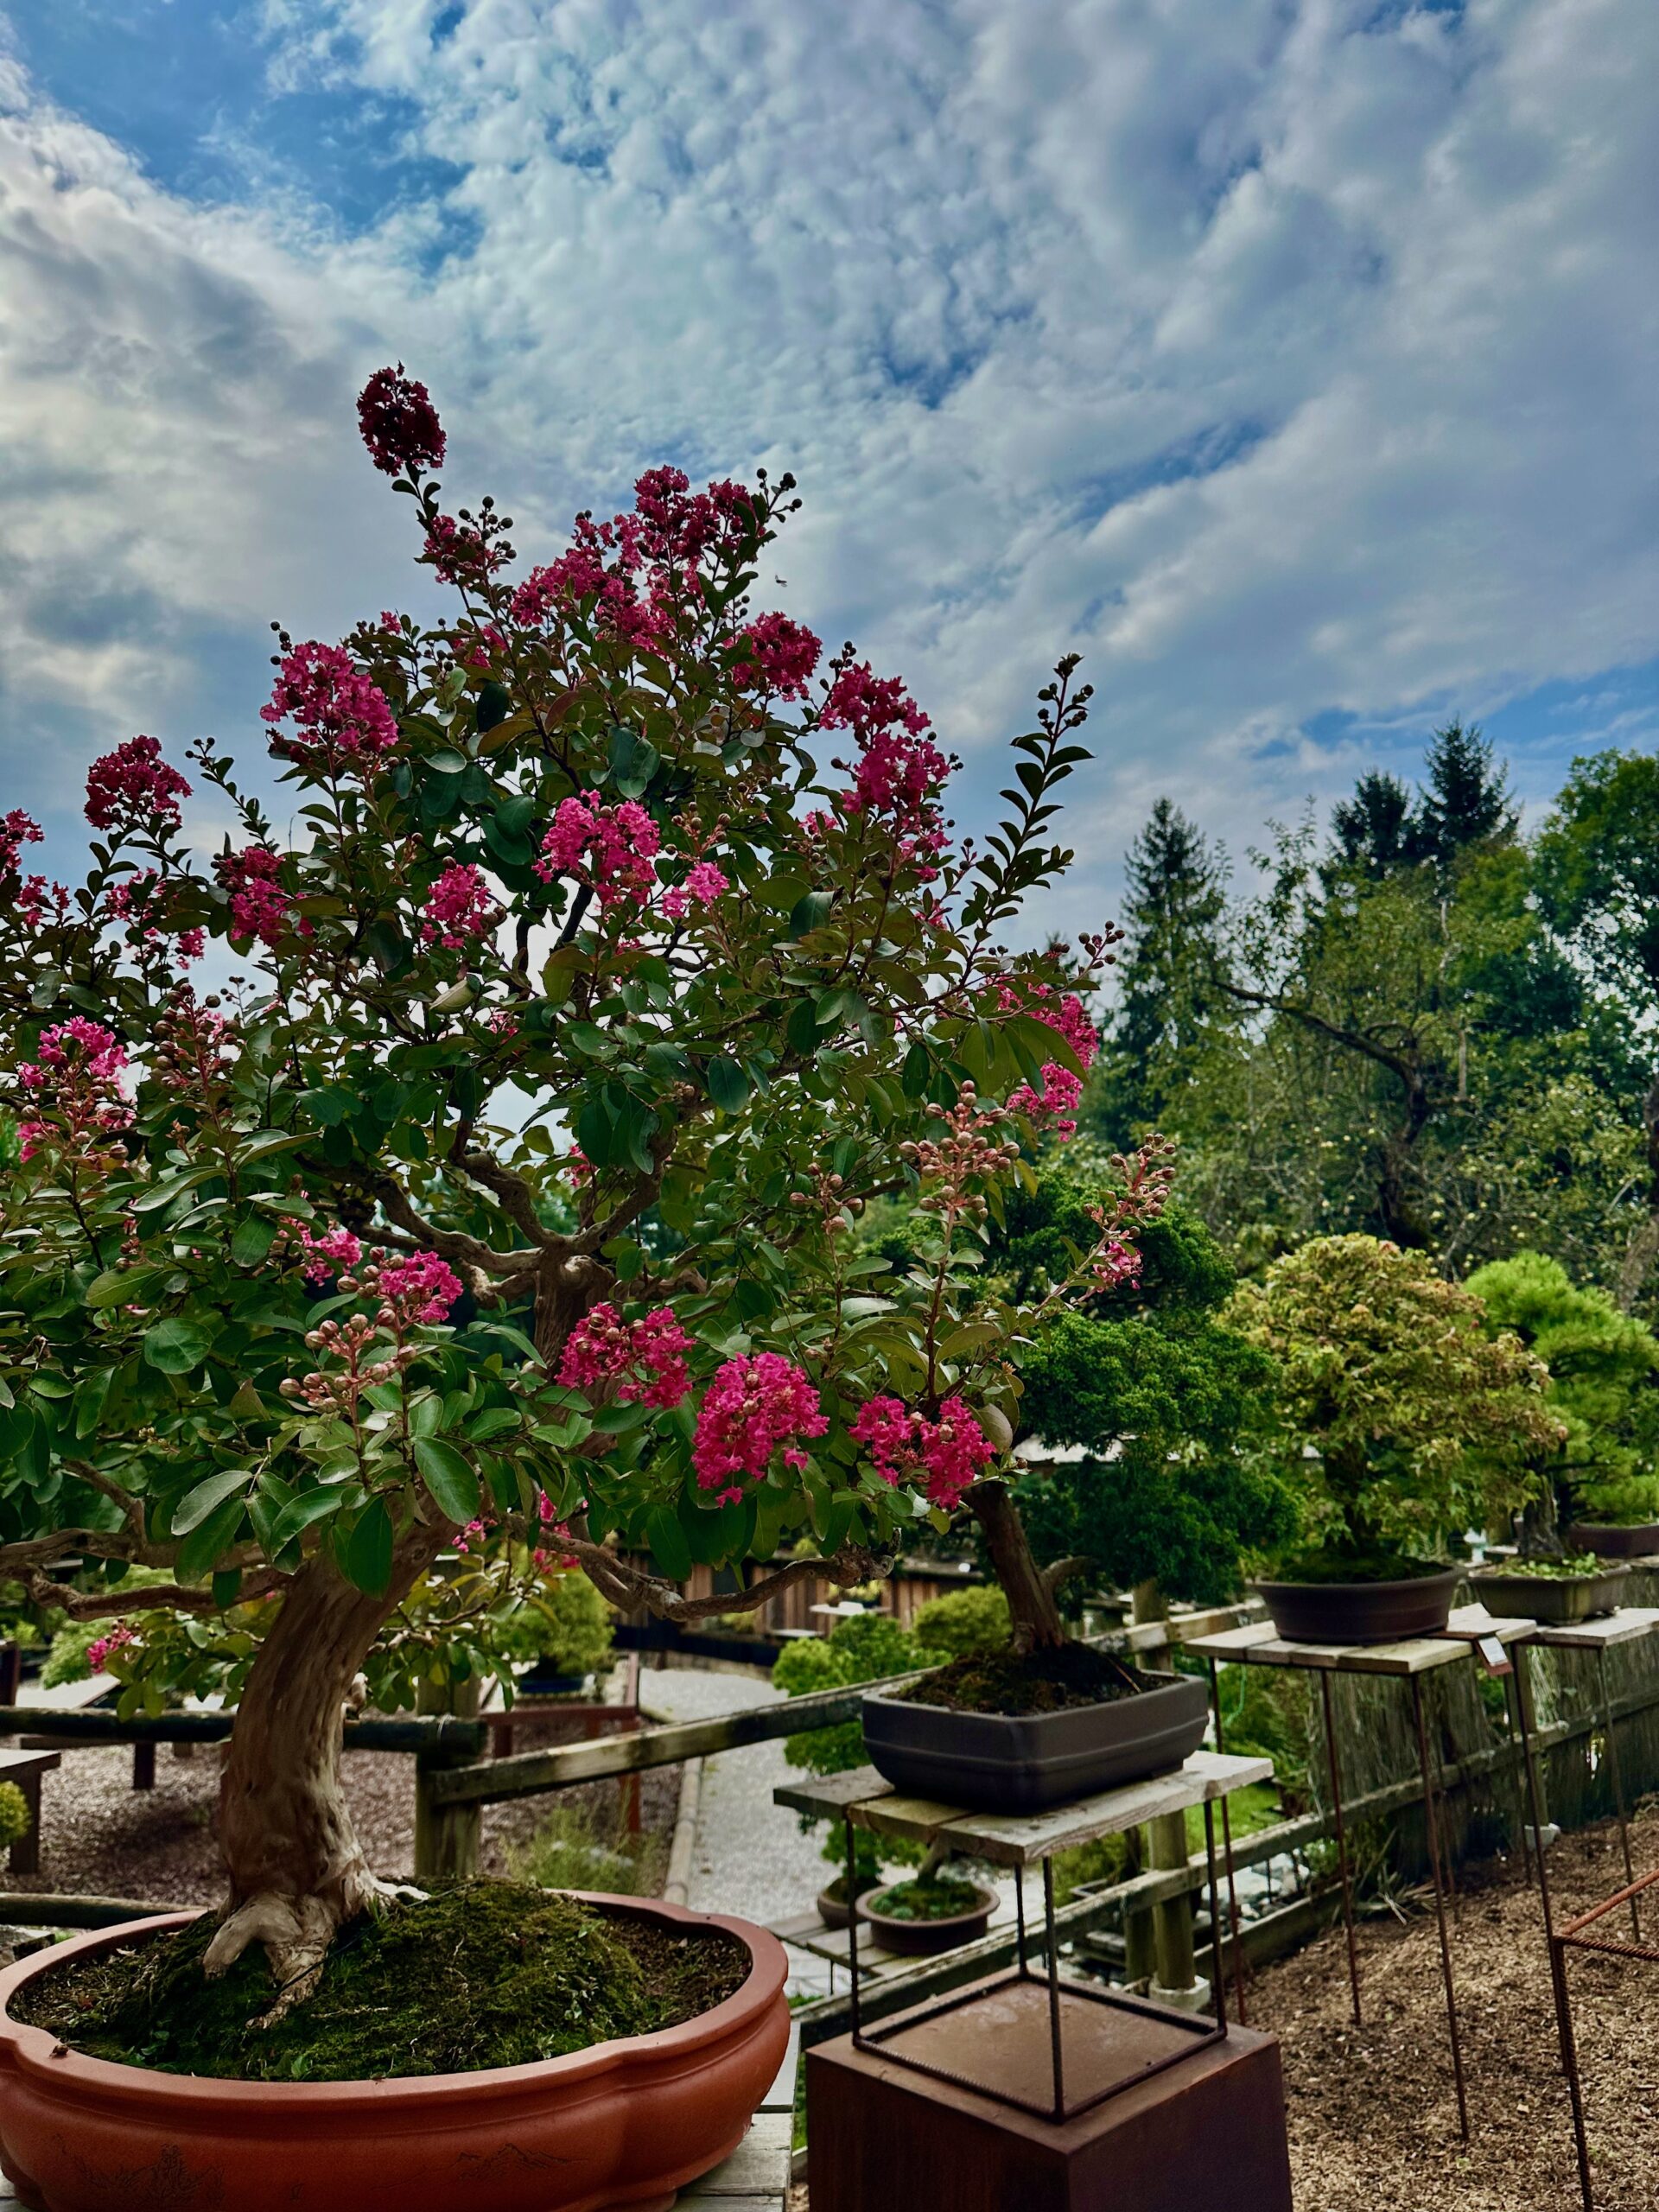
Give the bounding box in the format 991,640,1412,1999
1207,1656,1250,2024
1410,1674,1469,2142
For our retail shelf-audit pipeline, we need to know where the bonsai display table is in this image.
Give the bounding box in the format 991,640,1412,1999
782,1751,1284,2212
0,1751,60,1878
1185,1603,1538,2142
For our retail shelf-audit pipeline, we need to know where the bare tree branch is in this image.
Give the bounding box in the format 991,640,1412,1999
563,1534,881,1623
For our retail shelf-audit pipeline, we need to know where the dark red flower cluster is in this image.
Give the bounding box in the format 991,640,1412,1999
734,612,822,699
356,364,446,478
84,737,191,836
262,642,399,771
216,845,296,946
424,514,512,587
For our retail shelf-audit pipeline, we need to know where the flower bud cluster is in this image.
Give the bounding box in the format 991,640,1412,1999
901,1084,1021,1223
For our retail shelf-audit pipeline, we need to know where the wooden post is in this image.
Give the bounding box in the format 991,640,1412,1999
1132,1580,1203,2001
131,1742,156,1791
412,1675,485,1880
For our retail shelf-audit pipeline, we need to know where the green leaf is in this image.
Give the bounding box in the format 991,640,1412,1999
464,1406,521,1442
268,1487,347,1554
341,1497,394,1597
789,889,833,938
414,1437,480,1523
131,1166,213,1215
901,1040,932,1097
143,1319,212,1376
73,1367,112,1440
230,1216,277,1268
86,1265,167,1310
644,1504,692,1581
171,1467,251,1536
706,1056,751,1113
175,1495,247,1584
566,1022,610,1058
474,680,512,734
212,1568,243,1609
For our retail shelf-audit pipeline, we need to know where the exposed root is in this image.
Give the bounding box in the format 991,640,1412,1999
205,1871,422,2025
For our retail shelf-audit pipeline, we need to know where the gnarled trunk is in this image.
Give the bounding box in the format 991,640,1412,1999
965,1478,1065,1652
207,1525,448,2003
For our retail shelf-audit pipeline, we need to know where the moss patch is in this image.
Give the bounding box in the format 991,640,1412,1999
865,1877,984,1923
898,1641,1145,1716
1263,1548,1450,1587
14,1884,748,2082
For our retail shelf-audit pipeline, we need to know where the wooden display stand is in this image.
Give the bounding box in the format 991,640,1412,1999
784,1749,1291,2212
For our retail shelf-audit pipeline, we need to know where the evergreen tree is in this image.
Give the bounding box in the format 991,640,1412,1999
1328,770,1421,879
1416,717,1516,871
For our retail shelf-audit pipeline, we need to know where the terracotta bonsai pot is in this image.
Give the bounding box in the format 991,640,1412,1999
0,1895,789,2212
1252,1566,1459,1646
861,1667,1208,1813
1567,1521,1659,1560
857,1881,997,1956
1471,1562,1630,1625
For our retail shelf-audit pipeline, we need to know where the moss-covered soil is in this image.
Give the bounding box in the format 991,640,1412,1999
898,1641,1145,1716
12,1883,748,2082
864,1876,984,1923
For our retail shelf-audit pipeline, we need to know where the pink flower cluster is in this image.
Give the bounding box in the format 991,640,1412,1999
84,736,191,836
86,1623,137,1673
421,861,501,949
365,1250,464,1328
1007,1064,1084,1138
296,1224,364,1285
357,364,446,478
850,1395,998,1510
556,1302,695,1411
0,811,55,931
0,810,41,881
216,846,296,947
1000,983,1099,1140
661,860,729,923
104,872,202,965
822,664,950,826
16,1018,132,1166
534,792,659,911
735,613,821,699
262,642,399,772
692,1354,828,1505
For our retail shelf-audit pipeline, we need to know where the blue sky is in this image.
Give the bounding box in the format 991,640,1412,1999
2,0,1656,939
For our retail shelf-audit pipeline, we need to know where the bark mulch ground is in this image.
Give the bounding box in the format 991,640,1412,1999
1246,1801,1659,2211
1,1742,679,1911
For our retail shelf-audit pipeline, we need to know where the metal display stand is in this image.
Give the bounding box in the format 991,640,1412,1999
1186,1605,1537,2142
1511,1607,1659,2212
775,1749,1270,2124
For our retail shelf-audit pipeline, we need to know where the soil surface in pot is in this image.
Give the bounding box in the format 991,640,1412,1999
897,1640,1145,1716
12,1881,748,2082
1268,1548,1449,1586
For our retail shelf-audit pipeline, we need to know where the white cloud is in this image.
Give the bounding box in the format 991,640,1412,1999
0,0,1656,918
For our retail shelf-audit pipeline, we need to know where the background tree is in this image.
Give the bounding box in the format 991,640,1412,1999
1224,1234,1561,1568
0,368,1165,1997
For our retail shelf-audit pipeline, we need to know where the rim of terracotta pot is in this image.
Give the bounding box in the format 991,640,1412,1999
0,1891,787,2112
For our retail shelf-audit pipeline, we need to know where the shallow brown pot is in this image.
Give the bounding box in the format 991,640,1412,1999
1567,1521,1659,1560
1251,1567,1459,1646
0,1895,788,2212
1471,1563,1630,1624
857,1881,997,1956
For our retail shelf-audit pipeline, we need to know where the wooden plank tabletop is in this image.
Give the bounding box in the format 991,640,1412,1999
1185,1611,1536,1675
773,1748,1271,1868
0,1749,60,1779
1525,1606,1659,1650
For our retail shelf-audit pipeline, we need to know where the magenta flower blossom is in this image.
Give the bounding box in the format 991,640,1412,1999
16,1017,132,1166
421,862,501,949
534,792,661,911
851,1393,997,1510
557,1302,695,1411
86,1622,137,1673
735,612,821,699
216,846,296,947
0,810,42,884
262,642,399,772
356,365,446,478
84,736,191,836
296,1224,364,1285
660,859,729,923
366,1251,463,1327
1006,1062,1085,1139
692,1353,828,1503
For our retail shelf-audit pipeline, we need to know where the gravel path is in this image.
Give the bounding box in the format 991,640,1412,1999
2,1737,677,1910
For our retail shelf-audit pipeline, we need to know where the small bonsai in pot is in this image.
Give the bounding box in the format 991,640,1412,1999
0,367,1164,2206
1226,1236,1562,1643
1466,1254,1659,1594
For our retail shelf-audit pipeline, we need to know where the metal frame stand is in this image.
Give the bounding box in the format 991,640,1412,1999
842,1799,1238,2124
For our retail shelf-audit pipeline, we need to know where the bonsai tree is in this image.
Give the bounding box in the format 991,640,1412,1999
1224,1234,1562,1573
995,1163,1294,1606
1465,1252,1659,1546
0,367,1166,1998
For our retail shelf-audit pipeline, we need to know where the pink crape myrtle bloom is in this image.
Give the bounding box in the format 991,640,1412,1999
84,737,191,836
692,1353,828,1505
357,364,446,478
16,1017,133,1166
557,1302,695,1411
0,810,43,885
262,642,399,772
296,1224,365,1285
85,1623,137,1673
822,664,950,826
424,514,511,587
534,793,660,911
660,860,729,923
421,862,501,949
851,1394,998,1510
735,612,821,699
1006,1063,1085,1139
364,1251,464,1328
216,846,296,947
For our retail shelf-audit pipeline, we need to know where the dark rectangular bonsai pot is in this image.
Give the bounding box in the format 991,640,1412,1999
1470,1563,1630,1625
861,1669,1209,1813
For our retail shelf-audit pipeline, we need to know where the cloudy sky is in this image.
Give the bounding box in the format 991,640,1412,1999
3,0,1656,936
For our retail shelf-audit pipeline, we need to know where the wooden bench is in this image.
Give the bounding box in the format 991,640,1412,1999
16,1674,160,1789
0,1749,62,1877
